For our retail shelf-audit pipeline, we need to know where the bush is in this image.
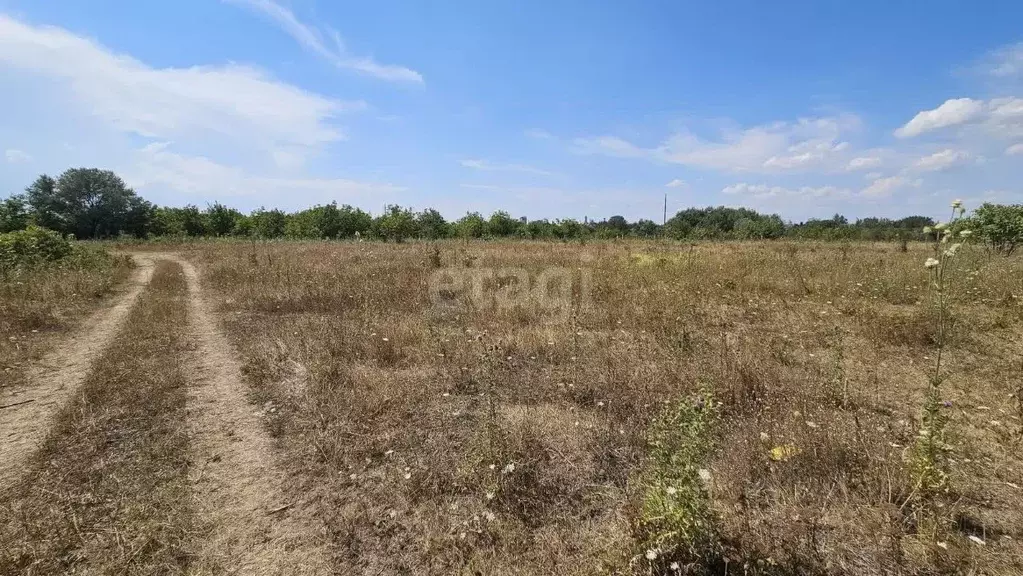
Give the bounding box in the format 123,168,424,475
0,226,74,273
634,391,721,572
969,203,1023,255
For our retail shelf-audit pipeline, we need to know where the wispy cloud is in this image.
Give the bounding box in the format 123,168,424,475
127,142,405,201
0,14,358,165
894,97,1023,139
460,158,555,176
911,149,973,172
226,0,423,84
573,114,860,174
846,156,882,171
982,42,1023,78
665,179,686,188
723,182,850,201
524,128,554,140
894,98,985,138
861,175,921,198
4,148,32,163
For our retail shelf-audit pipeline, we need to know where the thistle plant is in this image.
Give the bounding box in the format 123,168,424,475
910,199,971,526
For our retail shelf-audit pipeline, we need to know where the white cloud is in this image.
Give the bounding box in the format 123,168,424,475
572,135,648,158
988,97,1023,138
894,98,985,138
861,175,921,198
226,0,423,84
575,114,860,173
846,156,882,171
722,182,849,200
459,159,554,176
894,97,1023,140
4,148,31,163
524,128,554,140
1007,143,1023,156
127,142,404,201
0,14,358,165
665,179,686,188
984,42,1023,78
911,149,973,172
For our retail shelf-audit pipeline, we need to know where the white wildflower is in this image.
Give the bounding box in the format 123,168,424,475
670,561,680,571
934,222,947,231
924,258,940,269
960,230,972,238
666,486,678,496
502,463,515,474
951,199,963,209
698,468,712,483
922,226,932,234
645,549,658,560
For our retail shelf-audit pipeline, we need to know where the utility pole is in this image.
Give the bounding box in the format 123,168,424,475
663,193,667,226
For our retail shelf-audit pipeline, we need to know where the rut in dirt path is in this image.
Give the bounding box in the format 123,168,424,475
171,255,331,576
0,256,156,489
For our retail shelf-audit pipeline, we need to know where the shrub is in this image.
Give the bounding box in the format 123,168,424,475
634,391,720,572
0,226,74,273
968,203,1023,255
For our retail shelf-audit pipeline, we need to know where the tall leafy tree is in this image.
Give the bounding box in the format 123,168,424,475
25,169,153,238
0,194,30,233
416,208,449,239
374,205,417,242
205,202,242,236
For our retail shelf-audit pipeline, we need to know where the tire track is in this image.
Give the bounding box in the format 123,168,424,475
0,255,155,489
171,255,330,576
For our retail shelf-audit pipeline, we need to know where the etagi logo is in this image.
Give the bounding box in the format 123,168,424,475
428,267,592,315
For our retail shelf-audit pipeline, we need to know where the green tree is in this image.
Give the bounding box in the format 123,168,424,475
373,205,417,242
487,210,520,237
970,203,1023,255
251,208,287,238
337,204,373,238
25,169,153,238
180,205,206,237
23,175,61,231
454,212,487,239
416,208,449,239
205,202,242,236
0,195,29,233
632,219,660,237
606,215,629,235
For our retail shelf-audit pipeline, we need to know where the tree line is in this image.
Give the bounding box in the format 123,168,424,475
3,168,1021,248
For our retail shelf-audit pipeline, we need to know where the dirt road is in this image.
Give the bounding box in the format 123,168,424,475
0,253,329,575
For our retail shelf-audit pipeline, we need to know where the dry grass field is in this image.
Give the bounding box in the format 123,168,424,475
2,238,1021,575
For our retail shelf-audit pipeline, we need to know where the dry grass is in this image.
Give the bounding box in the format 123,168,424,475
160,239,1023,575
0,252,134,396
0,261,194,575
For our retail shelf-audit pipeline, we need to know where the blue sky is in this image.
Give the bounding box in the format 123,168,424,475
1,1,1021,222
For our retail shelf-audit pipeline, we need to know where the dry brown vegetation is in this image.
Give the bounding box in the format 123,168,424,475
1,261,192,575
0,253,134,396
179,239,1022,575
1,239,1021,575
